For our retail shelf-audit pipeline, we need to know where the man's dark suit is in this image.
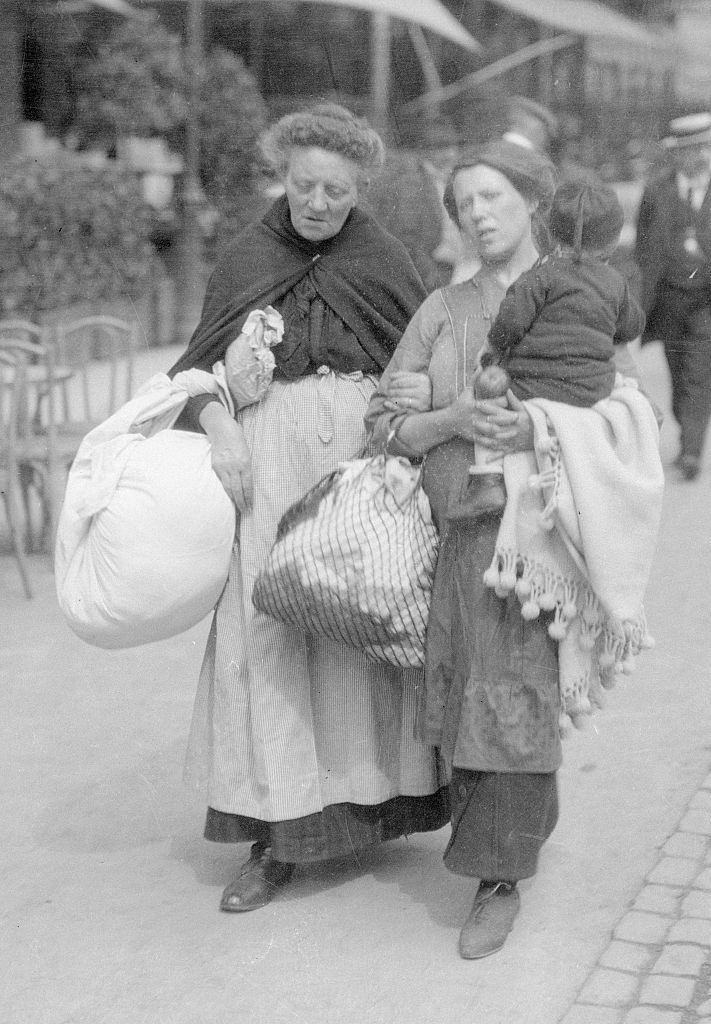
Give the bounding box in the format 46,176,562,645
635,169,711,465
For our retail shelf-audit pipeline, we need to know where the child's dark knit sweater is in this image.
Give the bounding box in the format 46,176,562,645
487,253,645,407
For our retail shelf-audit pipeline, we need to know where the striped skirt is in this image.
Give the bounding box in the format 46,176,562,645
184,371,445,827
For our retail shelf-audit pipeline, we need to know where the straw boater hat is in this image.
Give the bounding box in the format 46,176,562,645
503,96,559,154
662,112,711,149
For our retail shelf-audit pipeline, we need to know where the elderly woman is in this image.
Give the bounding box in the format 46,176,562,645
366,140,652,959
169,104,448,913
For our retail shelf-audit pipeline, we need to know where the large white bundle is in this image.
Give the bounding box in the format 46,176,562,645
252,455,439,668
55,370,236,649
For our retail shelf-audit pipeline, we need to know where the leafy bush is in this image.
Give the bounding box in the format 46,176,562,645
0,151,154,318
73,15,268,211
196,47,268,208
74,15,187,145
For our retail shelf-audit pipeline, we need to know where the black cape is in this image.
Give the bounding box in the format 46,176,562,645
169,195,427,377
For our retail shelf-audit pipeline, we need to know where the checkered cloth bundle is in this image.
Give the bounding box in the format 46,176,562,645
252,455,439,668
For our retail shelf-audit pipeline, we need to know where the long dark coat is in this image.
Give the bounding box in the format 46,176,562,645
634,169,711,340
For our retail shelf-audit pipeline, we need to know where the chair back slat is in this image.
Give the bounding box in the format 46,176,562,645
56,315,138,424
0,328,61,555
0,347,33,596
0,350,26,456
0,340,35,442
0,320,44,345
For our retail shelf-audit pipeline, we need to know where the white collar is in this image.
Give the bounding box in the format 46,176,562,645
677,169,711,194
502,131,536,151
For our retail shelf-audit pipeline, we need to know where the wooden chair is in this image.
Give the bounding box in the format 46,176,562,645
55,315,138,432
0,316,138,552
0,349,33,597
0,320,70,439
0,334,62,555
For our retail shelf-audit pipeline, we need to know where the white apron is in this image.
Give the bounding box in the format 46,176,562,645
184,371,441,821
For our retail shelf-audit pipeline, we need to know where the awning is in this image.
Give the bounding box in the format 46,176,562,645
131,0,481,52
489,0,668,51
300,0,480,52
53,0,138,13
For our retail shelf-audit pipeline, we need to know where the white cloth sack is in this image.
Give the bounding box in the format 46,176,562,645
252,454,439,668
55,369,236,649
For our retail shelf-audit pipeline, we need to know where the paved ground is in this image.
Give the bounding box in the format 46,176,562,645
563,791,711,1024
3,340,711,1024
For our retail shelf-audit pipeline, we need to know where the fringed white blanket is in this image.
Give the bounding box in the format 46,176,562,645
482,377,665,731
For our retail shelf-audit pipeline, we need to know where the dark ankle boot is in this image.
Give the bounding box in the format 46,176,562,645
220,842,294,913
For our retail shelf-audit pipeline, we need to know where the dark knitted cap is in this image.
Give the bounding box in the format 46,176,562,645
549,178,624,253
443,139,556,227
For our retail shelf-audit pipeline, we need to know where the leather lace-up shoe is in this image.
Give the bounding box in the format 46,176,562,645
220,842,294,913
459,880,520,959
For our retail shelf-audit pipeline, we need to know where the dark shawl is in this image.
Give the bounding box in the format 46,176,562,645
169,195,427,377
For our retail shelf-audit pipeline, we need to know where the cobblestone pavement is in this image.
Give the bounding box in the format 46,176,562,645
561,776,711,1024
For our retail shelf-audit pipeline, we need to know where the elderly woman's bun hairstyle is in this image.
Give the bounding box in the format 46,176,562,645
443,139,557,227
260,103,386,179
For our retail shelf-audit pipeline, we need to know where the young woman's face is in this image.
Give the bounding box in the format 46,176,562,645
452,164,536,264
284,147,360,242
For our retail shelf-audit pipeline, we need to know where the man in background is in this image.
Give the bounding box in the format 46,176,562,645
364,122,459,293
635,112,711,481
502,95,559,155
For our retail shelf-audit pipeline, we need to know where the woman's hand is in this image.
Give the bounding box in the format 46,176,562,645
474,389,534,456
199,402,254,511
211,435,253,511
383,370,432,413
390,384,533,458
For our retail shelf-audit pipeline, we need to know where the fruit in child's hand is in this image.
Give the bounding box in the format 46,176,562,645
476,364,511,399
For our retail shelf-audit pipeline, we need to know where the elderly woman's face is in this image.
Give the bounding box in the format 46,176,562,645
284,147,359,242
453,164,536,263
